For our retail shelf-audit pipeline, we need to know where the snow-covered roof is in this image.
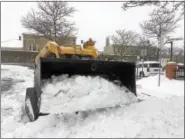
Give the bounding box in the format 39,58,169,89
138,61,159,64
1,39,23,48
177,63,184,66
22,32,76,39
167,62,177,65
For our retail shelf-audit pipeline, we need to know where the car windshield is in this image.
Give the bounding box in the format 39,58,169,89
149,63,162,68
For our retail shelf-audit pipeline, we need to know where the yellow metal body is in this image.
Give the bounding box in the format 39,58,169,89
35,39,98,65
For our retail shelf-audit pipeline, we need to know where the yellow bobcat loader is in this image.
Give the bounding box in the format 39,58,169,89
25,38,136,122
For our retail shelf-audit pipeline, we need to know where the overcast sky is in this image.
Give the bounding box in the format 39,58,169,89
1,1,184,51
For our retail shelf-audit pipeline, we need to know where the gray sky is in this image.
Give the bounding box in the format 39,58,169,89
1,1,184,51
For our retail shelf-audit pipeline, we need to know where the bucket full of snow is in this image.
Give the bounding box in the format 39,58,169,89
40,75,138,113
34,58,137,114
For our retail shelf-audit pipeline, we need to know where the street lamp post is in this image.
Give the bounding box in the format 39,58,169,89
170,41,173,61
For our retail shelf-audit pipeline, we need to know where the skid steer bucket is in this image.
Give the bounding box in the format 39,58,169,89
25,58,136,121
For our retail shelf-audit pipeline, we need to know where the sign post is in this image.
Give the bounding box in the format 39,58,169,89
158,37,163,87
141,58,144,76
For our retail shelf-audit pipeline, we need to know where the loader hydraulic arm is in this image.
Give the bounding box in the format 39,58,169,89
35,41,60,65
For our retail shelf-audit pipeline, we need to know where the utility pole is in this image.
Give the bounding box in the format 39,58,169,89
170,41,173,61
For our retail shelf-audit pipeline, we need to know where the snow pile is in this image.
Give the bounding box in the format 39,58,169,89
136,75,184,98
41,74,137,113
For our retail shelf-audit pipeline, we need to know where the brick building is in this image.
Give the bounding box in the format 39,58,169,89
22,33,76,51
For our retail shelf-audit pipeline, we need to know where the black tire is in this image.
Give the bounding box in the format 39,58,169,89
140,72,145,78
25,87,39,122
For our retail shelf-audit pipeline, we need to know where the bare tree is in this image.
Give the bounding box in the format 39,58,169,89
136,35,152,60
173,46,184,56
122,1,184,16
160,47,169,56
137,36,150,46
140,7,182,60
140,7,182,86
160,47,181,56
170,46,184,62
21,1,77,44
111,29,140,56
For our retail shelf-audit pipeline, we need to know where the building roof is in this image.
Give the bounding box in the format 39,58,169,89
112,44,137,47
138,61,159,64
22,32,76,39
111,44,155,48
1,39,23,48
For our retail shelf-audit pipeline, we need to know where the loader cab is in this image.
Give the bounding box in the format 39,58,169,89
87,38,95,46
83,38,96,49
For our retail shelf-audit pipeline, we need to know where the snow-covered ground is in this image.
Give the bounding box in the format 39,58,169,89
1,64,184,138
136,75,184,98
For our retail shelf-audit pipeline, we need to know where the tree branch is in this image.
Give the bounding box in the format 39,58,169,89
21,0,77,43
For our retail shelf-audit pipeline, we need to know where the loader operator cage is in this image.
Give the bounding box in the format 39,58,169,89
34,58,137,98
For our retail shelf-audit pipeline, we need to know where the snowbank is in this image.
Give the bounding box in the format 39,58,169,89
136,75,184,98
41,75,137,113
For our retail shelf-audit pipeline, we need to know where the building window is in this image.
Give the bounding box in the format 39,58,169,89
36,44,39,51
33,45,36,51
29,44,33,51
132,49,135,55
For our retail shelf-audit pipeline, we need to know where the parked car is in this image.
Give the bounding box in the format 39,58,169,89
136,61,163,77
176,63,184,78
